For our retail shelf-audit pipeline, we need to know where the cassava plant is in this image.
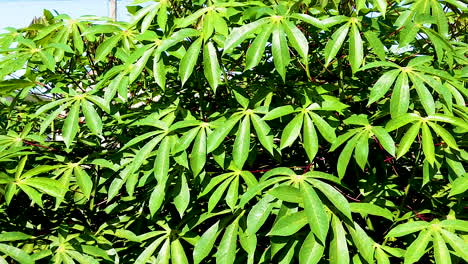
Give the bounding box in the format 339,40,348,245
0,0,467,263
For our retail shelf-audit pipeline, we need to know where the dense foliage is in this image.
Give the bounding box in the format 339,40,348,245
0,0,467,263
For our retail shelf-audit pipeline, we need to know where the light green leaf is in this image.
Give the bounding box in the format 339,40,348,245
272,22,290,81
251,114,274,155
283,20,308,60
371,126,396,156
354,132,369,170
310,179,352,221
0,243,34,264
309,112,336,143
149,183,165,216
386,221,430,237
203,41,221,92
74,166,93,199
421,123,435,165
154,137,170,183
337,134,359,179
269,211,308,236
95,35,121,62
303,114,319,161
396,122,421,159
22,177,65,198
280,113,303,149
81,99,102,135
350,203,394,220
223,18,269,53
299,232,324,264
324,23,350,66
368,69,400,105
440,229,468,261
329,215,349,264
364,31,386,60
301,182,329,243
349,23,363,73
62,100,80,148
216,220,238,264
246,195,275,234
390,72,410,117
193,221,220,264
404,229,431,264
135,236,165,264
433,231,451,264
245,24,273,70
179,37,203,86
233,116,250,169
171,239,189,264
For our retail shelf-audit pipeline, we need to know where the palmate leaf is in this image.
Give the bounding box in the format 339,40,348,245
245,24,273,70
324,22,350,66
301,182,329,243
271,22,290,81
179,37,203,86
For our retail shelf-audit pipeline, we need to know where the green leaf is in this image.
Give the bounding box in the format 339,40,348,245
81,99,102,135
283,20,308,60
233,116,250,169
223,18,269,54
134,236,165,264
280,113,303,149
225,176,239,210
149,183,165,216
440,220,468,232
216,219,238,264
173,127,200,154
349,23,363,73
427,122,458,150
268,185,302,203
207,116,241,153
368,69,400,105
433,231,451,264
364,31,386,60
324,23,350,66
309,112,336,143
385,113,421,132
246,195,275,234
251,114,274,155
449,176,468,196
396,122,421,159
301,182,329,243
269,211,308,236
372,126,396,156
303,114,319,161
95,35,121,62
299,232,324,264
440,229,468,261
62,100,80,148
203,41,221,92
310,179,352,221
154,137,170,183
129,46,154,84
272,22,290,81
208,177,232,212
263,105,295,121
153,55,166,89
22,177,65,198
329,215,349,264
74,166,93,199
130,135,163,174
386,221,430,237
390,72,410,117
0,232,32,242
179,37,203,86
411,74,436,116
193,221,220,264
0,243,34,264
421,123,435,165
173,173,190,217
245,24,273,70
171,239,189,264
350,203,394,220
337,134,360,179
404,229,431,264
354,132,369,170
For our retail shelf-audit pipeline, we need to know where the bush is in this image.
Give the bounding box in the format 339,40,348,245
0,0,467,263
